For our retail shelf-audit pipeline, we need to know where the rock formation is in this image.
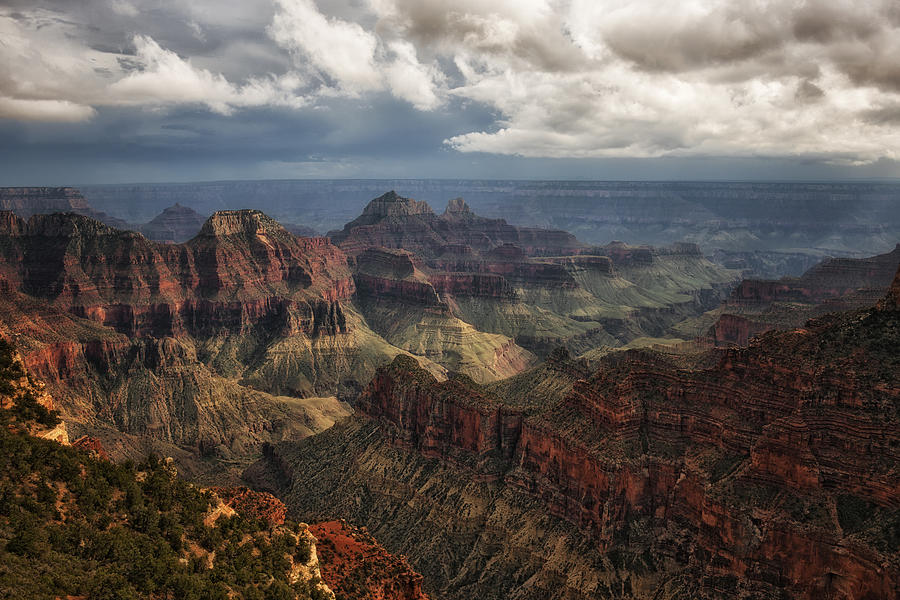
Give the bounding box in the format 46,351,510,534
333,193,739,372
258,270,900,599
707,244,900,346
0,210,447,469
139,203,206,243
310,521,430,600
329,191,584,257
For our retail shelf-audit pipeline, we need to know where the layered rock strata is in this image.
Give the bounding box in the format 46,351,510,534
260,271,900,599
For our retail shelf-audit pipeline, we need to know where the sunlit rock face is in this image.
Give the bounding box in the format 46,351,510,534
0,210,388,465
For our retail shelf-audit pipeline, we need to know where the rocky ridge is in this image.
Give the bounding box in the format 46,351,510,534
310,520,430,600
338,193,739,370
706,244,900,346
329,191,585,257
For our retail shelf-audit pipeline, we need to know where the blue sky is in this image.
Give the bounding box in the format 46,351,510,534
1,0,899,184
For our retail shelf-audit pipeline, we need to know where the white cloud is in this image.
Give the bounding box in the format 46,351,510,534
0,11,307,121
1,0,899,164
269,0,382,93
421,0,900,163
267,0,444,108
0,97,96,122
110,35,307,113
383,40,443,110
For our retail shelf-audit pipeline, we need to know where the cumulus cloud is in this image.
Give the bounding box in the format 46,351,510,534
422,0,900,162
0,8,306,119
1,0,899,164
268,0,444,107
269,0,382,93
110,35,306,113
0,97,96,122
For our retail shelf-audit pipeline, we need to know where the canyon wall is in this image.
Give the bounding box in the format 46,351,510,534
263,272,900,599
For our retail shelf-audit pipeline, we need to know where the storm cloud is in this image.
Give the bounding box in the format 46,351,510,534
0,0,899,172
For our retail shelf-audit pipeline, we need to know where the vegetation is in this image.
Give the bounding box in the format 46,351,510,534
0,341,326,600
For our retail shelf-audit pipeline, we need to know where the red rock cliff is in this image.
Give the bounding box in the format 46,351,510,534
353,278,900,599
0,210,354,338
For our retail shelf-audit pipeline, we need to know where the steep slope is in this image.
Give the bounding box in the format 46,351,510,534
257,269,900,600
352,248,537,383
310,521,430,600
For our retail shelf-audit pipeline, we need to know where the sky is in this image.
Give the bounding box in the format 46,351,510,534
1,0,900,184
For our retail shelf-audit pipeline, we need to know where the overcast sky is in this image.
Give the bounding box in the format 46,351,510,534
1,0,899,184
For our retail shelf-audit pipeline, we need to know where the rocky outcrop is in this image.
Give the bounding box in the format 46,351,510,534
310,520,430,600
0,210,354,338
0,212,408,464
265,275,900,600
442,197,472,218
211,487,288,526
329,192,584,257
71,435,109,460
354,248,443,307
878,266,900,311
709,313,773,347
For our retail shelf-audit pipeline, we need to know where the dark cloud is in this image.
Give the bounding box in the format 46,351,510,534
796,79,825,102
0,0,898,175
861,104,900,125
376,0,589,72
602,7,783,73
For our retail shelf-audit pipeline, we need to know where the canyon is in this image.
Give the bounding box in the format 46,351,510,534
0,208,426,474
0,184,895,599
0,189,740,474
255,268,900,599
